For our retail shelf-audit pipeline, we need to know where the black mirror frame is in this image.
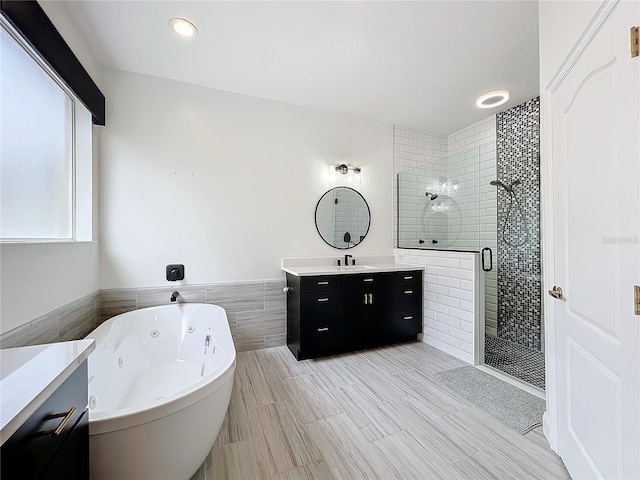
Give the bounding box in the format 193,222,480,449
314,186,371,250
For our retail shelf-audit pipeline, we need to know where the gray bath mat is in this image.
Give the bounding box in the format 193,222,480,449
434,366,545,434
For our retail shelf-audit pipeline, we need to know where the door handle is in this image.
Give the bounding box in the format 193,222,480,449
317,298,329,302
368,293,373,304
364,294,368,305
548,286,563,300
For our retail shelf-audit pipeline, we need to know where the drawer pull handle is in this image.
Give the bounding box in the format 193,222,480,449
317,327,329,332
38,407,77,437
404,276,413,280
403,316,413,320
404,290,413,294
364,278,374,282
317,298,329,302
317,281,329,285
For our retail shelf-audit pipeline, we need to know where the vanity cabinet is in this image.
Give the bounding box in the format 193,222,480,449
286,270,423,359
1,361,89,480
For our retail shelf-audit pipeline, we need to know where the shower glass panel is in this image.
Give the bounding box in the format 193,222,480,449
397,147,482,252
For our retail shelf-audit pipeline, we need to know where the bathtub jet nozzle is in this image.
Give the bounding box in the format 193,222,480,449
170,291,179,302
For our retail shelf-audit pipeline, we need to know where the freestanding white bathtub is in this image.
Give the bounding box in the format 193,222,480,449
85,303,235,480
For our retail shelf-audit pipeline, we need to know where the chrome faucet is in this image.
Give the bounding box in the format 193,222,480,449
344,254,353,266
170,291,179,302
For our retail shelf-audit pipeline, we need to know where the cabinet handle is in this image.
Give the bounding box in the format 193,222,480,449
317,327,329,332
364,278,374,282
369,293,373,304
364,294,368,305
37,407,77,437
404,276,413,280
403,316,413,320
317,281,329,285
404,290,413,294
317,298,329,302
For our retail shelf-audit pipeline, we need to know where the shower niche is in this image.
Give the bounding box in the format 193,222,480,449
396,97,543,389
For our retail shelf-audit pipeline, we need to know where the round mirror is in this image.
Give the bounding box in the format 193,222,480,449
315,187,370,249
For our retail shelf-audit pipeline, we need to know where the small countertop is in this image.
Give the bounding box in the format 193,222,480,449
282,255,424,277
0,339,95,445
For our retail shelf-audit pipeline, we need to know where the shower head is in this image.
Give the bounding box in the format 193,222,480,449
425,192,439,200
490,179,521,193
490,180,508,190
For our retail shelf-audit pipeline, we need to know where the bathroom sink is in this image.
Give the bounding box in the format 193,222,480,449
337,265,378,271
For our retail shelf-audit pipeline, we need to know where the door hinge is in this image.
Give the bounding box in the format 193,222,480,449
634,285,640,315
631,26,639,58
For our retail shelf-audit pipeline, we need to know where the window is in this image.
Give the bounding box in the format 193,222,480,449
1,19,92,241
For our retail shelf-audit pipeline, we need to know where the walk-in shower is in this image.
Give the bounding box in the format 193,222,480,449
397,97,543,389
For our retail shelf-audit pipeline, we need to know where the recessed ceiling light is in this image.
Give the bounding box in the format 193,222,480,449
476,89,510,109
169,18,198,38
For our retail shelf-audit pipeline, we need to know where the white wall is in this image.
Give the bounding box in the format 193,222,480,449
99,69,393,288
0,243,99,333
0,3,102,335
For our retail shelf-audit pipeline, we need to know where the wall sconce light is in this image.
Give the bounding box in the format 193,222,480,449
335,164,361,175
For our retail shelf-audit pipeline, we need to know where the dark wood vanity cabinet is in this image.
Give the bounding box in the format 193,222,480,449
1,361,89,480
286,270,423,359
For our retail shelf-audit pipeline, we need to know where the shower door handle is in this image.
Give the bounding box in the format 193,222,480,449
481,247,493,272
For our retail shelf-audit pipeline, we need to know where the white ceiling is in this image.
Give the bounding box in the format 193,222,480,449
52,1,540,135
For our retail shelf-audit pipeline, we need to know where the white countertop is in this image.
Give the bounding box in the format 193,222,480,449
282,255,424,276
0,339,95,445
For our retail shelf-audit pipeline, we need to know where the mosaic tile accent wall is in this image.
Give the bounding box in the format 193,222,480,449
495,97,542,350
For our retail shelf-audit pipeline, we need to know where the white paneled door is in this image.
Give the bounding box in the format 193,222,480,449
549,1,639,478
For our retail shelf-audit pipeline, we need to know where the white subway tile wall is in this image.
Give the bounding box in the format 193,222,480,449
447,116,498,336
394,114,498,361
393,125,447,247
394,248,477,364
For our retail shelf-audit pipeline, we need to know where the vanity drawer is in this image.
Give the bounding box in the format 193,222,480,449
389,309,422,337
390,271,422,285
390,284,422,310
301,291,342,322
301,321,345,354
301,275,343,292
343,273,386,289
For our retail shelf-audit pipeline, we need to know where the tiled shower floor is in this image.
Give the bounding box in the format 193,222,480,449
484,334,545,390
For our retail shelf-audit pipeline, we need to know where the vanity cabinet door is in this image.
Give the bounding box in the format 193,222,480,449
343,274,389,348
0,361,89,480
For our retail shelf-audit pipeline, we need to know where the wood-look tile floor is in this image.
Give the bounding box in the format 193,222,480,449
191,343,570,480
